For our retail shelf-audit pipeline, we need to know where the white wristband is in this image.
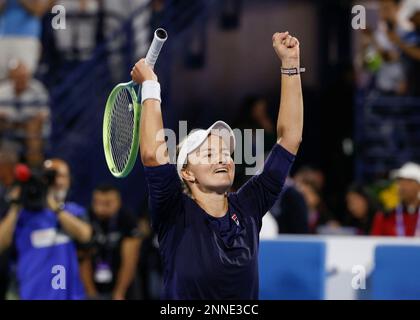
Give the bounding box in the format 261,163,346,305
141,80,161,104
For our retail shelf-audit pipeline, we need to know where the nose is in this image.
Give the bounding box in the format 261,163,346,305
218,153,228,164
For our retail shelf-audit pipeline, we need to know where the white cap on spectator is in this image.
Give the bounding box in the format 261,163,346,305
399,0,420,25
177,121,236,179
390,162,420,184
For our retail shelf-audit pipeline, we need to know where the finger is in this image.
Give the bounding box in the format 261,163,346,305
291,37,299,47
285,35,293,47
273,31,289,43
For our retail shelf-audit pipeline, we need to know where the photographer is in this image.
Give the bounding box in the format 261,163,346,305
79,185,142,300
0,159,92,299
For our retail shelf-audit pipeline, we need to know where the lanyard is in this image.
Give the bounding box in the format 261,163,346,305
395,205,420,237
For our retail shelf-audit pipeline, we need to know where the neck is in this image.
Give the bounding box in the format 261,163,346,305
193,191,228,218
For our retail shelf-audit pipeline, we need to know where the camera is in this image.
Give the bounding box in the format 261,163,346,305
14,165,57,212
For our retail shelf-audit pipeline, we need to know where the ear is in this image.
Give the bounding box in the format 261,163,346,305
181,167,196,183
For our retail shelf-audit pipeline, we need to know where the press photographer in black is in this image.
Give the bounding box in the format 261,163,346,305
0,159,92,299
79,185,142,300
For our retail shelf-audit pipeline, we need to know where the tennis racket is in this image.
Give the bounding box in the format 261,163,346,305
103,28,168,177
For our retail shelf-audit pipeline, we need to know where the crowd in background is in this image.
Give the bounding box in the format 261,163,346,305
0,0,419,300
355,0,420,96
0,0,160,300
232,95,420,238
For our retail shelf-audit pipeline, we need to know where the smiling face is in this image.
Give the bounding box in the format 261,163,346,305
181,134,235,195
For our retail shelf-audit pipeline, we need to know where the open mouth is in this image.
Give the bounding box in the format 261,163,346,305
214,167,229,174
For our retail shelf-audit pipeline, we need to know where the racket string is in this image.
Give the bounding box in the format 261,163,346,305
108,87,136,173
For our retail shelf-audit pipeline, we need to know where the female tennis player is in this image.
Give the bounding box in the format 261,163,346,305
131,31,303,299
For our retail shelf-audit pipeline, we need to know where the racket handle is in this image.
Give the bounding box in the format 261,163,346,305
137,84,142,103
145,28,168,69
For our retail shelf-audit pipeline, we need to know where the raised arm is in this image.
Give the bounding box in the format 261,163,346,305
273,32,304,155
131,59,169,167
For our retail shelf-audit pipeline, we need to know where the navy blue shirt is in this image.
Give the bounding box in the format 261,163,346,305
144,143,295,299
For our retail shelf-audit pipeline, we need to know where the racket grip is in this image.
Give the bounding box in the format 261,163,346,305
145,28,168,68
137,84,142,103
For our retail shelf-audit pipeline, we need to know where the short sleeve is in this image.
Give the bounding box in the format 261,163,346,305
143,163,184,234
234,143,295,220
120,210,142,238
64,202,89,222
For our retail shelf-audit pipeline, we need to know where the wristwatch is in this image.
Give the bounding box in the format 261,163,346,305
281,67,306,76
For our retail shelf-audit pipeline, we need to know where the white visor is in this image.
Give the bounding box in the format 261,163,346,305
176,120,236,179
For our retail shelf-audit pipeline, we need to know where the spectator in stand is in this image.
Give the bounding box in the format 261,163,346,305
371,162,420,236
0,0,54,80
354,28,381,91
387,3,420,96
0,61,50,168
101,0,151,82
296,179,338,234
371,0,407,95
53,0,99,62
293,165,325,191
80,185,142,300
344,183,379,235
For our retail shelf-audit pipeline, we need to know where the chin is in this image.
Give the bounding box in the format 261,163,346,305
210,180,233,194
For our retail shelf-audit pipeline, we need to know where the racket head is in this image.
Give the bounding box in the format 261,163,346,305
103,82,141,178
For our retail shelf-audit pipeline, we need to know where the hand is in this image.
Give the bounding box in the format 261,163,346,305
6,186,21,208
47,192,62,212
272,31,300,67
131,58,158,84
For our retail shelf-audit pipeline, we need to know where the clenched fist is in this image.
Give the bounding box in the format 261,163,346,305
131,58,158,84
272,31,300,68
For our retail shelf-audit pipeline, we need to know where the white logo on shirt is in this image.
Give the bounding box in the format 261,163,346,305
30,228,71,248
